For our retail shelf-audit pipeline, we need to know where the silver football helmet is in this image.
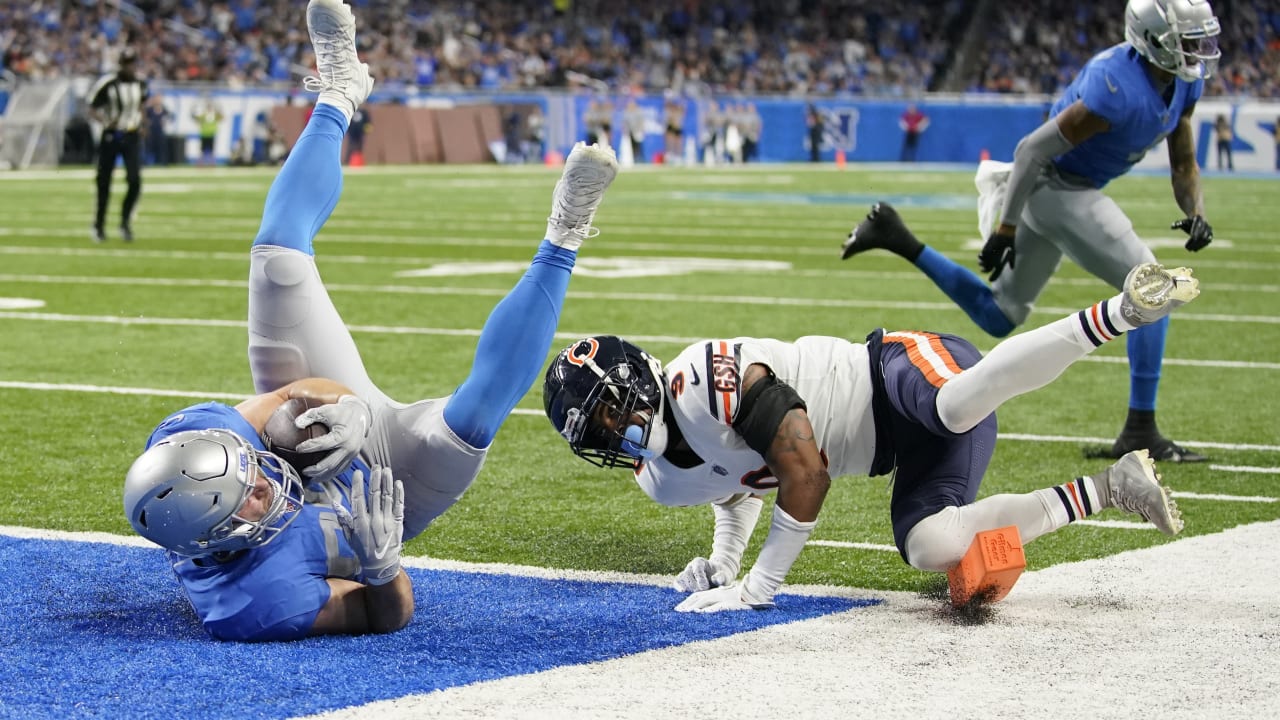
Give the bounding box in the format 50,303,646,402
122,429,305,557
1124,0,1221,81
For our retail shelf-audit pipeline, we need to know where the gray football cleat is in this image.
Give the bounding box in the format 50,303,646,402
1092,449,1184,535
545,142,619,251
1119,263,1199,327
303,0,374,117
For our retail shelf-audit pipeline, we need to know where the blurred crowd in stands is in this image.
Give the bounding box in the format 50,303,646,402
2,0,1278,98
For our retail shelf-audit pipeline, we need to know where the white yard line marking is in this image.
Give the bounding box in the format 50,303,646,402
806,540,899,552
1074,519,1161,530
1171,491,1277,503
1,308,1277,370
1210,464,1280,474
2,381,1278,454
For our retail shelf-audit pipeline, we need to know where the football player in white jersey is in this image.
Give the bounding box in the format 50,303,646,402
544,264,1198,611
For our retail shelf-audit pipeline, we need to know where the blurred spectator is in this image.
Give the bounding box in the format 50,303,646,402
345,107,371,165
741,102,762,163
899,103,929,162
144,94,174,166
623,98,646,162
1215,114,1234,171
663,98,685,165
805,103,823,162
525,105,547,162
191,96,223,166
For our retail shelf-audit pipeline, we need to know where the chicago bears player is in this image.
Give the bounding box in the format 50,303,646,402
121,0,620,641
544,264,1197,611
842,0,1220,463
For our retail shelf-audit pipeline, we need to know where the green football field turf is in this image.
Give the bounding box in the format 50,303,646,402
1,162,1276,593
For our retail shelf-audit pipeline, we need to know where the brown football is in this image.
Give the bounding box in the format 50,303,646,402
261,397,330,474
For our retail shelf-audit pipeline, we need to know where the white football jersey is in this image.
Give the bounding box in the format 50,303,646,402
634,336,876,507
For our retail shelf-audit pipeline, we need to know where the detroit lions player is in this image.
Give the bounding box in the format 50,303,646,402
121,0,620,641
544,264,1196,611
841,0,1219,463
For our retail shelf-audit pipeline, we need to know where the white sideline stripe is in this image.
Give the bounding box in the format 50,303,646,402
0,272,1279,327
1171,491,1277,503
0,525,885,601
1,309,1277,371
1210,464,1280,474
1074,519,1161,530
807,540,899,552
2,380,1279,454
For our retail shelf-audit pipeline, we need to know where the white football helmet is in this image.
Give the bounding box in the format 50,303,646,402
1124,0,1221,81
122,429,304,557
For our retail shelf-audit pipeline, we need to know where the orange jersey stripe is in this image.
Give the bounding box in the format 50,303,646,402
1066,482,1087,519
884,331,962,389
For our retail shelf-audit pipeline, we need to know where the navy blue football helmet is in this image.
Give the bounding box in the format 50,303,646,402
543,335,669,468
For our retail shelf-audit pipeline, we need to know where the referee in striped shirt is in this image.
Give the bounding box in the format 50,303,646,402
87,48,148,243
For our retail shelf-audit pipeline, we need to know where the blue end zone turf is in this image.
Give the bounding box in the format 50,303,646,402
1,537,877,718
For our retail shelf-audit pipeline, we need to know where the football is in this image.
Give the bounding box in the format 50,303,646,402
261,397,330,474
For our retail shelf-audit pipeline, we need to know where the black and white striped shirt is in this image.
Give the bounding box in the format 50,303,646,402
87,73,149,132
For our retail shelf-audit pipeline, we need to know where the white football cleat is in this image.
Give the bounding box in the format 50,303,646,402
1095,449,1184,535
545,142,619,251
303,0,374,119
1119,262,1199,327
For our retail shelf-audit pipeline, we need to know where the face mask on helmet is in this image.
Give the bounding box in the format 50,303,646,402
544,336,668,468
123,429,305,557
1125,0,1221,82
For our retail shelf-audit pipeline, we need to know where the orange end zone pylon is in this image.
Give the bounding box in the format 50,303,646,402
946,525,1026,607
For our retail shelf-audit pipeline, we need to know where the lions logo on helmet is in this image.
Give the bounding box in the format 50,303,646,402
543,335,670,468
1124,0,1221,81
122,429,305,557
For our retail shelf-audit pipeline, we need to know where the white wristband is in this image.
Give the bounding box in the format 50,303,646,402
742,504,816,604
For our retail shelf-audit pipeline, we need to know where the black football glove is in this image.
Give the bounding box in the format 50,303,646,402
977,230,1016,282
1172,215,1213,252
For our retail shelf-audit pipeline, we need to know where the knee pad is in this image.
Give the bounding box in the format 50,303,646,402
903,506,968,572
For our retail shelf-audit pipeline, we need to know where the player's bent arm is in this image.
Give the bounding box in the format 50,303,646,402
726,364,827,605
995,101,1105,234
310,571,414,636
234,377,359,432
1166,105,1204,218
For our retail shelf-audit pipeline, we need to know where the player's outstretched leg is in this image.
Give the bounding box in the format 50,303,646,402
1103,263,1205,463
253,0,374,254
935,264,1199,435
442,142,619,448
845,202,1016,337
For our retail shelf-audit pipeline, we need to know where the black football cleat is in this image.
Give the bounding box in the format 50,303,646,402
841,202,921,260
1106,432,1207,464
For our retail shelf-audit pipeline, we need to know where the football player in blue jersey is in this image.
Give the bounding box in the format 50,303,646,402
842,0,1220,463
120,0,619,642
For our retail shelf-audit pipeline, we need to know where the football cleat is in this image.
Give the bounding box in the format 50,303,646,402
92,224,105,244
120,224,134,243
1107,432,1207,463
545,142,619,251
1094,449,1184,535
841,202,921,260
303,0,374,117
1118,263,1199,327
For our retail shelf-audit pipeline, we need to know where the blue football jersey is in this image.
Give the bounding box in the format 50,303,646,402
1050,43,1203,187
148,402,370,641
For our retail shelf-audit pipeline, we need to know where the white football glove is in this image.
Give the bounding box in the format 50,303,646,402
673,556,737,593
333,464,403,586
674,573,776,613
296,394,372,483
